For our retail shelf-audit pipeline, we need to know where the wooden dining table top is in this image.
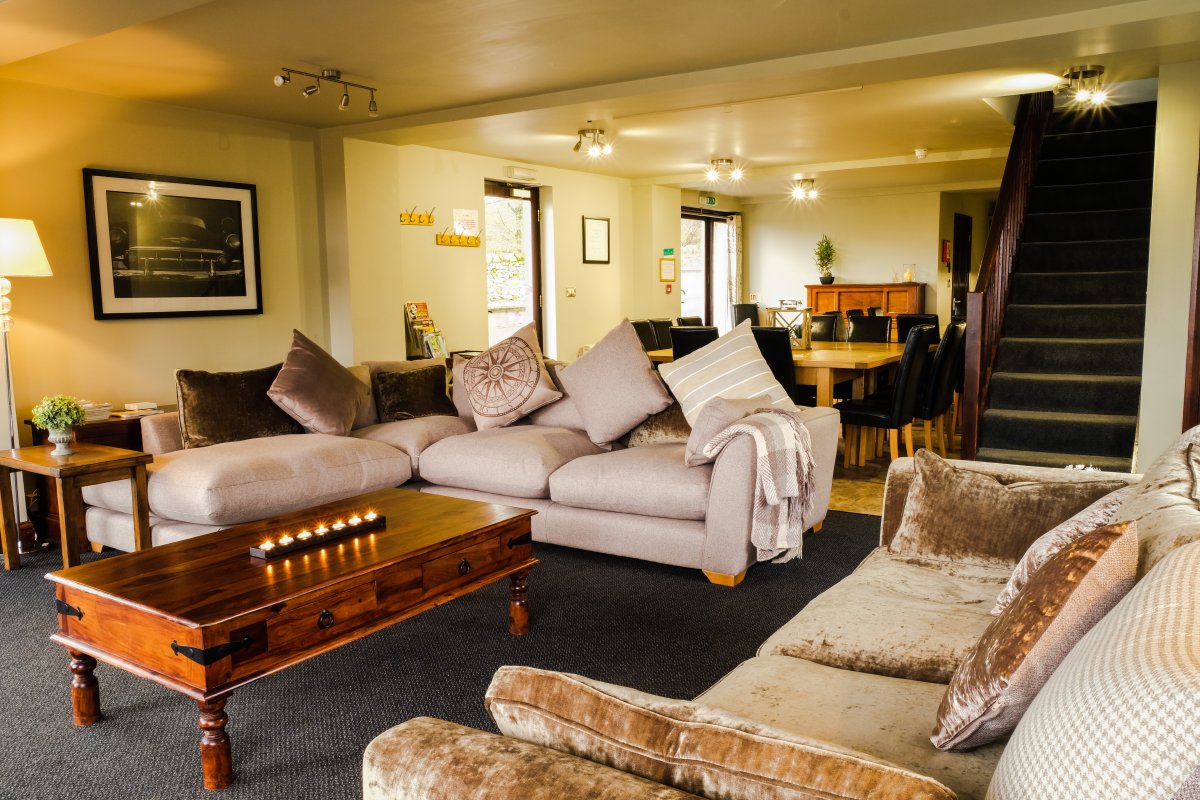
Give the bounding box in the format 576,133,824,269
646,340,908,367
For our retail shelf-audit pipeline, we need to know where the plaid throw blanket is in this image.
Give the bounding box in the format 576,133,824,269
702,408,816,563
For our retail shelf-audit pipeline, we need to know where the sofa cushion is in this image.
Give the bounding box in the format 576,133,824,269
528,363,587,431
558,320,673,445
624,402,691,448
347,365,378,429
758,548,1008,683
932,521,1138,751
463,324,561,429
1115,428,1200,576
486,666,955,800
267,329,362,436
373,365,457,422
85,506,221,552
685,396,770,467
988,541,1200,800
175,363,302,448
451,355,474,419
81,433,412,525
549,444,711,520
889,450,1128,569
419,426,603,499
697,655,1003,800
351,415,475,478
658,320,792,425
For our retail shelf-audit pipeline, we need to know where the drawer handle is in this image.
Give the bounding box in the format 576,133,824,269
458,558,472,576
317,609,335,629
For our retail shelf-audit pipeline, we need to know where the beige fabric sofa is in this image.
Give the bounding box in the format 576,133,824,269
79,379,839,586
362,443,1200,800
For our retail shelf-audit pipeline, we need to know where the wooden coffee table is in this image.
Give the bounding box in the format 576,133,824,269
46,488,537,791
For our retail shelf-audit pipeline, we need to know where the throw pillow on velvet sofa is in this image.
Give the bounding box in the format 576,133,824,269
373,365,457,422
462,323,561,429
267,329,363,436
176,363,302,449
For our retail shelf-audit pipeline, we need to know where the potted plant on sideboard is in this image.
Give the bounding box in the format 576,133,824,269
814,234,837,284
31,395,86,456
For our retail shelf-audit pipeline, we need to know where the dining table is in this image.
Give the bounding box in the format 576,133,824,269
646,341,909,408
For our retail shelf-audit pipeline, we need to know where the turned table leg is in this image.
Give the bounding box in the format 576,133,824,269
198,696,234,790
69,650,102,726
509,571,530,635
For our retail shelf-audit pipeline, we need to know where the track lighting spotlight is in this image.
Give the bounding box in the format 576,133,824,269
791,179,818,200
273,72,291,87
1059,65,1108,107
368,91,378,118
573,135,582,153
573,128,612,157
273,66,379,117
339,90,350,111
302,83,320,97
706,159,743,182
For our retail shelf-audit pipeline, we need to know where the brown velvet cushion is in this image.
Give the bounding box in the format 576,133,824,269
624,402,691,448
685,396,771,467
267,329,362,436
485,666,956,800
463,324,561,429
931,521,1138,751
889,450,1129,568
373,366,457,422
175,363,302,449
347,365,378,429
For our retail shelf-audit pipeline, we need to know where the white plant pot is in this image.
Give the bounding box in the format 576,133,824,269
47,428,74,456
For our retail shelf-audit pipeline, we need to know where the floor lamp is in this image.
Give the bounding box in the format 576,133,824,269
0,219,54,547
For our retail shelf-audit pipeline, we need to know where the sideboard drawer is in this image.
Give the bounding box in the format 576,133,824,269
422,536,510,592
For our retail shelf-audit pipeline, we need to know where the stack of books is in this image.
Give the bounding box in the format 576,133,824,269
79,401,112,422
110,402,162,420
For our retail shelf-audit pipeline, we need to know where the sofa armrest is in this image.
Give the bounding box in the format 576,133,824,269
701,406,840,578
363,717,698,800
140,412,183,454
879,457,1142,548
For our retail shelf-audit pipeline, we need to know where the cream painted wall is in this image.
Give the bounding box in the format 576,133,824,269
937,192,994,321
0,79,324,435
341,142,635,362
743,192,943,312
627,185,682,321
1136,61,1200,467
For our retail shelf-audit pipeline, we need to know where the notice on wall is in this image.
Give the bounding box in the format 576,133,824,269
453,208,480,236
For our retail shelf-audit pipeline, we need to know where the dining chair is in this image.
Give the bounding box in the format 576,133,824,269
846,316,891,343
867,306,883,316
669,326,719,360
914,322,965,456
732,303,759,327
650,318,675,350
845,308,866,318
810,314,840,342
676,315,704,327
630,319,658,352
834,324,938,467
750,327,800,403
895,314,939,344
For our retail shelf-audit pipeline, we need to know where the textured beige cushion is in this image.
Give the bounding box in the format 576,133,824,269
890,450,1128,568
268,329,362,436
351,415,475,478
658,320,792,425
624,402,691,448
932,521,1138,751
987,541,1200,800
81,433,412,525
486,666,956,800
176,363,302,448
993,485,1135,614
419,425,603,499
697,655,1002,800
685,396,771,467
528,363,587,430
85,506,221,552
363,716,700,800
1115,429,1200,576
549,444,711,520
558,320,673,445
463,324,561,429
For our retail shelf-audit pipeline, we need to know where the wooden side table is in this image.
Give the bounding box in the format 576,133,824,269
0,444,153,570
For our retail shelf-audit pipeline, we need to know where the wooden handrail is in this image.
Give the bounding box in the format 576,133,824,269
962,91,1054,459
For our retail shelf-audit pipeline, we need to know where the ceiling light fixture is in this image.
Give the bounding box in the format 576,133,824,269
791,179,818,200
574,128,612,158
706,159,744,182
1059,65,1108,106
274,67,380,117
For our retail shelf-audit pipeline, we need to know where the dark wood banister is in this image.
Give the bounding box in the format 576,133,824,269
962,91,1055,460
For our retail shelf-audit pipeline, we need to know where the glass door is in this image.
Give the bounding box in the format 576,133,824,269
681,212,738,330
484,181,542,346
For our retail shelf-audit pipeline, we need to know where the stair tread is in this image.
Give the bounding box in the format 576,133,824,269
1033,178,1153,190
1039,150,1155,163
1044,125,1156,138
991,371,1140,383
975,447,1133,472
1001,337,1144,345
983,409,1137,426
1021,237,1149,245
1014,270,1147,277
1025,207,1151,217
1007,303,1145,310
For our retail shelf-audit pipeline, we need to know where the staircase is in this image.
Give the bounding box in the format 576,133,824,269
976,101,1156,472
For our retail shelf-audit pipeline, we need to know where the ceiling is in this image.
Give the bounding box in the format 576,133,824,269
3,0,1200,198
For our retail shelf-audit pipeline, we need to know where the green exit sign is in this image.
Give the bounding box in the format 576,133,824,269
663,248,675,256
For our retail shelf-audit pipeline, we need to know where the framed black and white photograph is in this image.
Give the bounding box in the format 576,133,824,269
83,168,262,320
582,216,610,264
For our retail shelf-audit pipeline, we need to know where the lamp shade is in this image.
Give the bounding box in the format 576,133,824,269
0,219,53,277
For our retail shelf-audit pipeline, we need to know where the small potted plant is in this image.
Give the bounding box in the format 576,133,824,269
814,234,837,284
31,395,86,456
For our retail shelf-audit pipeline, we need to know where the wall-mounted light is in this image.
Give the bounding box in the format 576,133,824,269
1059,65,1108,106
574,128,612,157
706,159,743,182
274,67,379,117
791,179,818,200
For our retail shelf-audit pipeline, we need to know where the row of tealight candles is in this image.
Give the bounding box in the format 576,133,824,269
251,510,383,560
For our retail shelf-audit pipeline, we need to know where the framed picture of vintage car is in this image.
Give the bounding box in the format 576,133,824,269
83,168,263,319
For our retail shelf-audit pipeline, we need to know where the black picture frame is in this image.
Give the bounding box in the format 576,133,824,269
83,168,263,320
582,216,610,264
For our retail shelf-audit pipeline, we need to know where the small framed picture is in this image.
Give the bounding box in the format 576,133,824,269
83,168,263,320
582,216,610,264
659,257,677,282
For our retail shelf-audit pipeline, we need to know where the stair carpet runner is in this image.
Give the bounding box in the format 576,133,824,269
977,101,1156,473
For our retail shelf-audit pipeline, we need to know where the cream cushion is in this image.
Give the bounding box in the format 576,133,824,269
549,444,711,520
1115,428,1200,576
351,415,476,478
758,548,1007,683
85,506,221,552
462,323,561,429
81,433,412,525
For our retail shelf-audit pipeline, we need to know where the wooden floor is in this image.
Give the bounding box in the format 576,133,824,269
828,426,961,516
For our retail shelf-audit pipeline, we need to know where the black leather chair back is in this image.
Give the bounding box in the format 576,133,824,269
810,313,840,342
670,326,719,359
867,306,883,316
733,303,759,327
918,322,965,419
630,319,658,351
847,316,891,343
845,308,865,318
887,325,938,426
751,327,797,400
895,314,939,344
676,316,704,327
650,319,674,351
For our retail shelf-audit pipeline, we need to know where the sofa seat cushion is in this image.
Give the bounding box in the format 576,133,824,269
81,433,412,525
1115,426,1200,576
697,655,1004,800
549,444,711,520
85,507,222,553
351,416,476,478
758,548,1009,683
419,426,604,499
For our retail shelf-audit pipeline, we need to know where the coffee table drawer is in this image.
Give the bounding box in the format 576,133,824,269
422,536,512,592
268,576,379,650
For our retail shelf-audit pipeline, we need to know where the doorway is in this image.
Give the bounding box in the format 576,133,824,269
484,181,542,346
951,213,973,321
680,212,734,329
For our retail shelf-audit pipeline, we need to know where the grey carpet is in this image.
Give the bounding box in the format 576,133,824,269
0,511,878,800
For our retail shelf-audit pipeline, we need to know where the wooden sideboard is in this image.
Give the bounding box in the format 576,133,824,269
806,283,925,316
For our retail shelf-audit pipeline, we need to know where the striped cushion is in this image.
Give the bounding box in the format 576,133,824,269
659,320,792,425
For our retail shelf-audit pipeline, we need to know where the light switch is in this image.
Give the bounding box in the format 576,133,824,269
749,292,758,302
565,287,577,298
